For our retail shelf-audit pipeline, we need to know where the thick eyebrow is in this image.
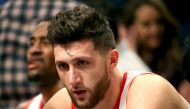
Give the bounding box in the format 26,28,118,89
72,56,92,62
55,56,92,65
40,36,48,40
29,35,48,41
55,60,67,65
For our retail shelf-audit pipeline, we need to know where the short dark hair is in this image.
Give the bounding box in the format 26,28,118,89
47,5,115,54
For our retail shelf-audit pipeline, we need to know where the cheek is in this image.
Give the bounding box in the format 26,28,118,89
138,26,149,38
45,50,54,64
27,49,33,62
159,25,164,35
57,71,67,84
84,66,107,89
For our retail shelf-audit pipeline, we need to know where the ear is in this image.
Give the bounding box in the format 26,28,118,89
108,49,119,72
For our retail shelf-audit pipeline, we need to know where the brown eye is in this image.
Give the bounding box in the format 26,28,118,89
29,38,35,46
57,63,69,71
29,41,34,46
142,21,151,27
77,60,88,66
42,39,50,46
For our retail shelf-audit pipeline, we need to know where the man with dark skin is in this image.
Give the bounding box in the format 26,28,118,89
17,19,63,109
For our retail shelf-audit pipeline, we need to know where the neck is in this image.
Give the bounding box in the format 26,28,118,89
40,80,63,105
93,69,123,109
140,49,153,65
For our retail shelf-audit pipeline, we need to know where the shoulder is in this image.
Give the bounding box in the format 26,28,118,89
126,74,187,109
43,88,72,109
16,94,43,109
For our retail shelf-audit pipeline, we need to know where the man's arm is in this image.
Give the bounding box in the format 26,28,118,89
43,88,71,109
126,74,188,109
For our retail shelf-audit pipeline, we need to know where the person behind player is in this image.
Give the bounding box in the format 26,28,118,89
16,19,63,109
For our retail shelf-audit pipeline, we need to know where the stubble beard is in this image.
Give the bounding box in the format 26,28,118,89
68,70,111,109
28,67,59,88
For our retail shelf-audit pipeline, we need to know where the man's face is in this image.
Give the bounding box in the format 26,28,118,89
27,21,58,86
54,40,111,108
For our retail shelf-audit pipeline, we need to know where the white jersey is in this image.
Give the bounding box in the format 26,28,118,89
72,71,190,109
118,71,190,109
26,93,43,109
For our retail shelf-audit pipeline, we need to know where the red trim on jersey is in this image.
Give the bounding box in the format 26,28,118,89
39,99,43,109
24,95,43,109
113,72,127,109
71,103,75,109
71,73,127,109
25,97,34,109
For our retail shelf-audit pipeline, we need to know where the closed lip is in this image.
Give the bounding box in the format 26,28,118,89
28,58,43,70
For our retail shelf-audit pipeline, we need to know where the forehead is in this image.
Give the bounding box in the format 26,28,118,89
31,21,49,39
54,40,99,61
136,4,160,20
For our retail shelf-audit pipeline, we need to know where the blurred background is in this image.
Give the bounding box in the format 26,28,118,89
0,0,190,109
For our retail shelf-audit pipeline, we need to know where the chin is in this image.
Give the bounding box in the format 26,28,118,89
73,95,95,109
28,71,41,81
76,102,93,109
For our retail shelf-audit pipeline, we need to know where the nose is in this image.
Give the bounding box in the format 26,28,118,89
151,23,161,35
68,67,82,87
28,42,42,56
